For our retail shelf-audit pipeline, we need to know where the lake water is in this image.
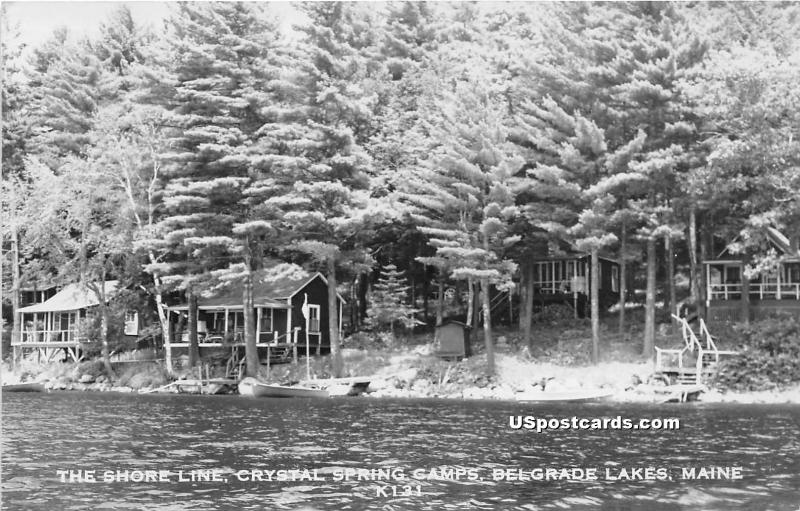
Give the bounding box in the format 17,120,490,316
2,392,798,510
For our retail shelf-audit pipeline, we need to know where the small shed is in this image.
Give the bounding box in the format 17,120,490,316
434,320,471,360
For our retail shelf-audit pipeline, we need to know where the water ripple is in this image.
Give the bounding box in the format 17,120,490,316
2,393,799,510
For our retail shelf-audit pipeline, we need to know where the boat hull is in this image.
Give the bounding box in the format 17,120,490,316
2,383,45,393
515,390,613,403
238,378,329,398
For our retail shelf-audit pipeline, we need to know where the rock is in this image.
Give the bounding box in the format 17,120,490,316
396,368,418,384
411,379,432,394
491,384,516,400
95,375,107,384
413,345,433,356
79,374,95,384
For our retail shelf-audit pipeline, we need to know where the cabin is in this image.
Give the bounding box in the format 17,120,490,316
13,280,141,362
704,227,800,325
164,270,344,375
529,253,620,317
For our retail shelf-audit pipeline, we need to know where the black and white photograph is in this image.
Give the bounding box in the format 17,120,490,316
1,1,799,509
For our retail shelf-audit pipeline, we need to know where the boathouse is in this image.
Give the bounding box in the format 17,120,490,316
13,280,141,362
164,270,344,373
704,227,800,324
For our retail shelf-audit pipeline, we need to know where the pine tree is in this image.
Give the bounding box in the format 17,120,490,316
26,31,105,169
509,2,709,357
366,264,420,341
404,79,522,377
152,3,285,374
271,3,378,377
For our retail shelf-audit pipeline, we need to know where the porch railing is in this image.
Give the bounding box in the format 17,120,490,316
20,329,83,344
533,280,571,294
707,282,800,301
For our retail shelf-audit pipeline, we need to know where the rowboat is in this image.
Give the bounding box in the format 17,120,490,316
238,377,329,398
515,389,614,403
2,382,45,393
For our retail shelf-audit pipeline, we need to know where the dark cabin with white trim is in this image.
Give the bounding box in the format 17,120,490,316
164,270,344,371
704,227,800,325
528,254,620,317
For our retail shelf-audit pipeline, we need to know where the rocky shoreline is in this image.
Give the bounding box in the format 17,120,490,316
6,350,800,404
27,368,800,405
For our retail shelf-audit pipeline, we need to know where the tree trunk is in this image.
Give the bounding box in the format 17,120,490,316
436,280,444,326
99,302,116,380
699,219,710,320
327,258,343,377
422,267,429,326
524,262,534,350
358,272,369,327
688,208,699,310
95,279,117,380
187,288,199,368
153,288,172,375
410,274,416,331
480,278,495,376
518,264,527,331
741,262,750,325
666,234,676,328
466,278,474,328
643,237,657,358
350,276,358,331
618,227,627,338
590,248,600,364
243,268,258,377
10,227,21,353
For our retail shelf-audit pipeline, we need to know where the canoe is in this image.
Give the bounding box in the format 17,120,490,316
238,378,329,398
2,383,45,393
515,389,614,403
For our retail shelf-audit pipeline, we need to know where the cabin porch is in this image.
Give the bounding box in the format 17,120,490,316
164,296,334,377
704,260,800,324
12,309,86,362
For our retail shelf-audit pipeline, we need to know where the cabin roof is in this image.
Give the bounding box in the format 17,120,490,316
712,227,800,262
168,271,344,311
17,281,120,313
535,254,619,264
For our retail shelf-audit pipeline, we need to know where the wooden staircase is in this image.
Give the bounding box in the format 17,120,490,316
655,315,738,385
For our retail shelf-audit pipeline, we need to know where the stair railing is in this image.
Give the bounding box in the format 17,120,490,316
490,290,508,313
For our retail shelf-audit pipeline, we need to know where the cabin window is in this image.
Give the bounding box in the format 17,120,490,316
231,311,244,331
124,311,139,336
611,266,619,293
724,266,741,283
784,264,800,284
260,309,273,332
308,305,321,333
211,312,225,333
